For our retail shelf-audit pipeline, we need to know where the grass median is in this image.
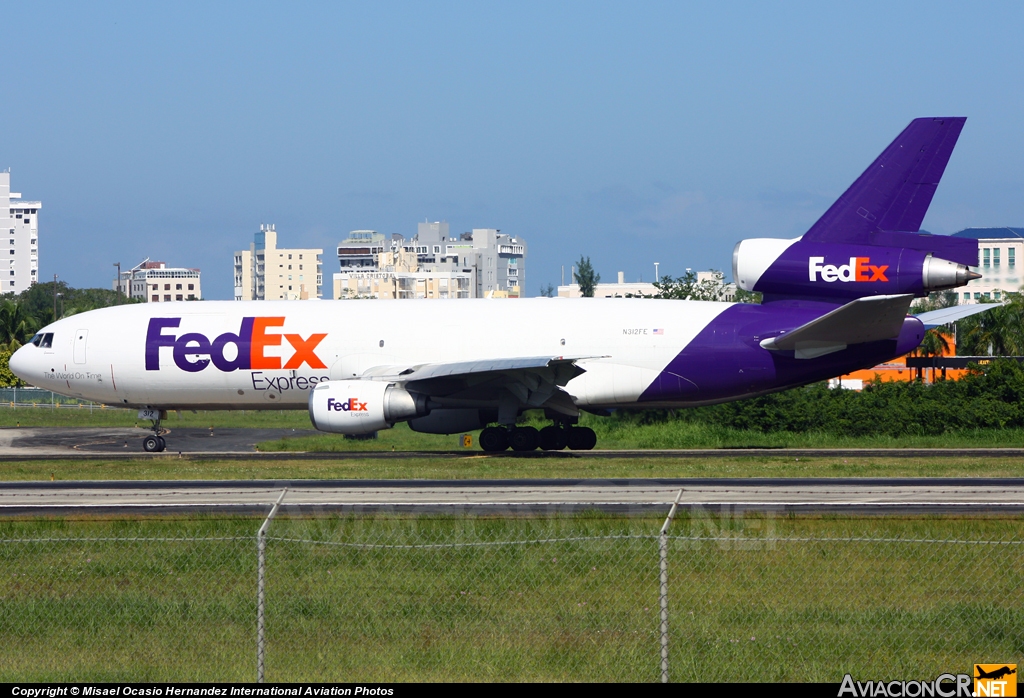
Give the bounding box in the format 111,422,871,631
8,454,1024,481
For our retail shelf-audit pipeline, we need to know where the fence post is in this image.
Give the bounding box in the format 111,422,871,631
257,489,287,683
659,489,683,684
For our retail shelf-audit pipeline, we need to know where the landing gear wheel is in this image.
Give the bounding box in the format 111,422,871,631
143,435,161,452
539,425,568,451
509,426,540,452
157,436,166,452
479,426,510,452
566,426,597,451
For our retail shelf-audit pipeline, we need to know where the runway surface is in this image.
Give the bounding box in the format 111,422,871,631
5,427,1024,461
3,477,1024,514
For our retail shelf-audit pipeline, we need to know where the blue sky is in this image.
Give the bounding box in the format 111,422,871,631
4,2,1024,298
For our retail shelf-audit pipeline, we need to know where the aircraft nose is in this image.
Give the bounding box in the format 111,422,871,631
8,344,33,383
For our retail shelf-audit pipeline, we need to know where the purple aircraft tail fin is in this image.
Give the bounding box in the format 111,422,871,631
734,117,981,302
803,117,966,243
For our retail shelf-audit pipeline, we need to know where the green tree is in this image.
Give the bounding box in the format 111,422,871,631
911,289,959,314
574,257,600,297
653,269,728,301
957,293,1024,356
0,349,24,387
912,329,951,358
0,300,39,350
539,283,556,298
733,288,762,304
14,281,141,325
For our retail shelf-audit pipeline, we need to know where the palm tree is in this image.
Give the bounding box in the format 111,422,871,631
911,329,951,358
957,293,1024,356
0,300,39,351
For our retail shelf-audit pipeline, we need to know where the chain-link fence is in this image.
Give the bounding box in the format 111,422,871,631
0,386,121,410
0,511,1021,682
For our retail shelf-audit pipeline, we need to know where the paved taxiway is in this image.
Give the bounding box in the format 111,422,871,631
3,478,1024,514
5,427,1024,461
0,426,316,457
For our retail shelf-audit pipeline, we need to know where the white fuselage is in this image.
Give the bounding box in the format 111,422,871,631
11,298,732,410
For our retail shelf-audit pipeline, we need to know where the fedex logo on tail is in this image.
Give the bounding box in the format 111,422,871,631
146,317,327,373
326,397,368,412
809,257,889,283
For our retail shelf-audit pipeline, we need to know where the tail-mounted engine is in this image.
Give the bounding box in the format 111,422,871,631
308,379,429,435
733,236,980,302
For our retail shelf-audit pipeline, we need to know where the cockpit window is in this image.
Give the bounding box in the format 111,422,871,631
29,333,43,347
40,333,53,349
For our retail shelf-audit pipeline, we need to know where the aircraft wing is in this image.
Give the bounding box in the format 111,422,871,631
357,355,602,416
914,303,996,329
760,294,915,359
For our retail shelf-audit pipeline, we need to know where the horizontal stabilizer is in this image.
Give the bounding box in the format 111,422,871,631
914,302,997,329
760,294,915,359
803,117,966,245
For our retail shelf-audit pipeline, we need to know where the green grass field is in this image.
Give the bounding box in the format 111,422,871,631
0,514,1020,682
9,454,1024,482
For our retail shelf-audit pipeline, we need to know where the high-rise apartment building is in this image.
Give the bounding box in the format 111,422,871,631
1,171,40,294
234,224,323,300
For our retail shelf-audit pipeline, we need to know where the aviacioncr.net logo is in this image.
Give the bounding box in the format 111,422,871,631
809,256,889,283
838,673,972,697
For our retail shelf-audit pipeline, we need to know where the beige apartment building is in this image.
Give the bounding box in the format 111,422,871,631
234,224,323,300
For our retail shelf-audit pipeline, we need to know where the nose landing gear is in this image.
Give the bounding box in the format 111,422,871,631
143,434,167,453
141,409,169,452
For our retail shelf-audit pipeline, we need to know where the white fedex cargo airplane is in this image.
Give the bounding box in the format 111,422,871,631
9,117,986,452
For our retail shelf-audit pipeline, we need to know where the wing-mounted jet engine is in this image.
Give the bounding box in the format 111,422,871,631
308,379,429,435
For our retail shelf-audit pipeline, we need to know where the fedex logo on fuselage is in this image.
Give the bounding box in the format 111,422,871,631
327,397,368,412
146,317,327,373
809,257,889,283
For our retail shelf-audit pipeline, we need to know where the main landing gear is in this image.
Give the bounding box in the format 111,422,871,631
142,412,169,452
479,424,597,452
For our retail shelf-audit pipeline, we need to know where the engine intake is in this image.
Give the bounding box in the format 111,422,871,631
308,380,429,435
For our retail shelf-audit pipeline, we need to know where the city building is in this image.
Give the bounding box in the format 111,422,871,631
114,260,201,302
337,230,388,271
332,222,526,299
333,247,474,300
234,224,323,300
1,171,40,294
950,228,1023,303
558,270,736,300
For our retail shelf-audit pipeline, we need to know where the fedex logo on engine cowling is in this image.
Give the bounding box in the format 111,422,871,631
146,317,327,373
809,257,889,283
327,397,368,412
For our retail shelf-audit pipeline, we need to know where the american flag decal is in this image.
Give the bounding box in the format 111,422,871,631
653,328,664,335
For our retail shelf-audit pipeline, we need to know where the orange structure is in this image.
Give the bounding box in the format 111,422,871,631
834,332,969,388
